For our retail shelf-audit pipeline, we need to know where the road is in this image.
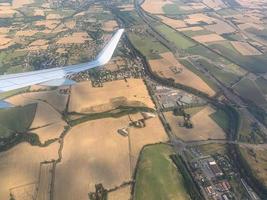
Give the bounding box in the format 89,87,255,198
190,56,267,134
133,0,267,137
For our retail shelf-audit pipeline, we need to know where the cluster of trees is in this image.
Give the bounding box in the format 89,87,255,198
246,100,267,127
228,144,267,199
171,155,204,200
239,122,267,144
215,104,240,140
67,106,155,127
173,107,193,129
128,39,212,100
0,132,40,152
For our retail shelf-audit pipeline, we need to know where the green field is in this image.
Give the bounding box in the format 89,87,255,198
0,87,29,100
156,24,196,49
210,109,230,132
128,32,168,59
134,144,191,200
221,33,244,41
162,3,186,15
211,41,239,53
183,29,213,37
117,10,140,26
234,78,266,105
255,77,267,95
187,45,230,64
240,147,267,188
198,143,227,156
217,8,239,16
195,59,240,86
162,0,205,16
0,104,37,138
238,112,266,143
209,42,267,73
238,113,251,138
247,28,267,43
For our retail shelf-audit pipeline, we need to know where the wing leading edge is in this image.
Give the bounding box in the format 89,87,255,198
0,29,124,93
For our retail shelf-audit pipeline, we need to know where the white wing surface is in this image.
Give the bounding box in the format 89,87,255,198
0,29,124,93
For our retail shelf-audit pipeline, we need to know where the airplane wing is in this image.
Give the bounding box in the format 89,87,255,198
0,29,124,93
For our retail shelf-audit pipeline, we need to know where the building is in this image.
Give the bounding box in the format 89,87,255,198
209,161,223,177
215,181,231,192
117,128,128,136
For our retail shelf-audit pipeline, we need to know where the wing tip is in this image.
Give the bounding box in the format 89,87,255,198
95,28,125,66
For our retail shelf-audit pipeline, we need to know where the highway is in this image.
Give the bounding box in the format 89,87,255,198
133,0,267,137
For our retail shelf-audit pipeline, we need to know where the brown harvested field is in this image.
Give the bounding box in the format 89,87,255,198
5,89,68,112
54,114,167,200
29,85,50,91
128,115,168,169
10,184,36,200
46,13,63,20
0,27,10,34
238,22,264,31
27,45,49,51
34,9,45,16
0,42,14,49
33,122,66,143
184,13,215,25
192,33,225,43
178,26,204,32
233,12,262,25
30,102,62,128
51,23,67,33
149,52,215,96
16,30,39,37
118,4,134,11
12,0,34,8
0,6,18,18
36,163,53,200
180,2,206,11
64,20,76,29
141,0,172,14
54,117,131,200
56,32,91,45
0,37,14,50
0,142,59,200
29,39,48,46
164,106,225,141
68,79,155,113
0,35,12,45
205,19,236,34
103,20,118,32
108,185,131,200
20,90,68,112
0,34,13,49
231,41,262,55
56,47,67,54
6,92,65,128
35,20,60,29
159,16,187,29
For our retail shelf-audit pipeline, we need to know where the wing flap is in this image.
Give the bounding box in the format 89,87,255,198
0,100,13,109
39,78,76,87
